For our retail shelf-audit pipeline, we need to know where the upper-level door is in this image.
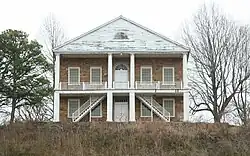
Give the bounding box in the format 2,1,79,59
114,64,128,89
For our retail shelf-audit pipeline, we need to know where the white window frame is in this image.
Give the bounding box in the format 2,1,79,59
162,67,175,84
140,102,151,117
91,102,102,118
140,66,152,83
67,99,80,118
163,98,175,117
90,67,102,84
68,67,80,85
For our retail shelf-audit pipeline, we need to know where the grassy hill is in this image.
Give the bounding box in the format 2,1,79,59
0,122,249,156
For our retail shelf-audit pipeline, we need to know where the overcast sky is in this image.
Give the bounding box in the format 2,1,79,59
1,0,250,43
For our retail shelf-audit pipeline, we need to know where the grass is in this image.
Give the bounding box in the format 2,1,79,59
0,122,249,156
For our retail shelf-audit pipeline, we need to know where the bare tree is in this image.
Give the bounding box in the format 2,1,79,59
231,27,250,125
41,13,66,86
184,4,250,122
40,13,66,119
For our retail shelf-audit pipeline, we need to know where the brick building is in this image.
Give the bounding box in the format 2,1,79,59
53,15,190,122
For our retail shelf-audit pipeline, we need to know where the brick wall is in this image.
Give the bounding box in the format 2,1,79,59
154,96,183,122
60,95,182,122
60,96,90,122
60,57,108,82
91,98,107,122
60,56,182,83
135,57,182,82
135,96,183,122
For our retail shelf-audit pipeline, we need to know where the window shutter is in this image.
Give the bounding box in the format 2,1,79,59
69,68,80,84
164,68,174,83
163,100,174,116
141,68,152,82
91,68,101,83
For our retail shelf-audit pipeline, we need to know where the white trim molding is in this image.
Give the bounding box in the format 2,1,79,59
163,98,175,117
90,66,102,83
67,99,80,118
68,67,80,85
140,66,152,83
162,67,175,84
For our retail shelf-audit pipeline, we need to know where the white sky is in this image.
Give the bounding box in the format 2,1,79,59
1,0,250,43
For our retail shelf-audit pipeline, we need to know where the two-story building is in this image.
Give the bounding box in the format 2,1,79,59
53,15,189,122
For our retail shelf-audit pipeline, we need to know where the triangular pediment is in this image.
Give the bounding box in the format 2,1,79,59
54,16,189,53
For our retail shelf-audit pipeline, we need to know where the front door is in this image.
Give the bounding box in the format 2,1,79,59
114,102,128,122
115,64,128,89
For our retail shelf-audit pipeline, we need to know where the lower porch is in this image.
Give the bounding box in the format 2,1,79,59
57,93,185,122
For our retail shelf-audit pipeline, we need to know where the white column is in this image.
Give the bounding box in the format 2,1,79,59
183,92,189,121
182,53,188,88
53,91,60,122
107,91,113,121
130,53,135,88
182,53,189,121
129,92,136,122
108,53,113,89
55,53,60,90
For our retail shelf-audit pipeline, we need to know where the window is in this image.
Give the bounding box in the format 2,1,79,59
114,32,128,39
68,99,80,118
141,102,151,117
68,67,80,85
115,64,128,70
163,67,174,84
91,103,102,117
140,67,152,83
90,67,102,83
163,99,175,117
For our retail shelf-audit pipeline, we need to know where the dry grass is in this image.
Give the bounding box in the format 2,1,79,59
0,122,249,156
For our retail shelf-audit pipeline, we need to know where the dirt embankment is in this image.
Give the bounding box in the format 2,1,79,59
0,122,249,156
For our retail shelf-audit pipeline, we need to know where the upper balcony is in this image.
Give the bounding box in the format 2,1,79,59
58,81,183,91
55,53,188,92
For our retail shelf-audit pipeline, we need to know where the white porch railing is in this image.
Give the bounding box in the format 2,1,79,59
60,82,107,90
59,81,182,90
135,81,182,90
136,95,170,122
113,81,130,89
72,95,106,122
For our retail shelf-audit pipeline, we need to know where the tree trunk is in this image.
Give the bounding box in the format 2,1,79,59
214,114,221,123
10,98,16,123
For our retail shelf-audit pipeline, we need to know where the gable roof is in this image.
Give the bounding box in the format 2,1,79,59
53,15,190,53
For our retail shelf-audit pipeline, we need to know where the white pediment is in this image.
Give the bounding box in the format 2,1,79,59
54,16,189,53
